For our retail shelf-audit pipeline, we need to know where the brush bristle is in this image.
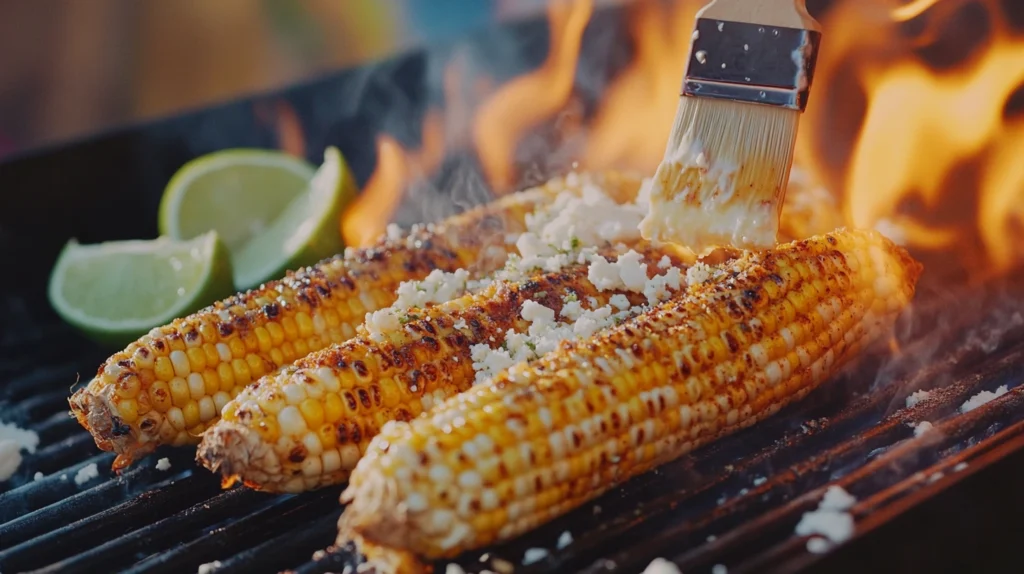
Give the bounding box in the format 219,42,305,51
640,97,800,252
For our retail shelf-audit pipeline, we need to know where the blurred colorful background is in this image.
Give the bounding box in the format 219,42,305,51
0,0,565,157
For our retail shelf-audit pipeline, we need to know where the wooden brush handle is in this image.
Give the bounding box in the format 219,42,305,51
698,0,821,31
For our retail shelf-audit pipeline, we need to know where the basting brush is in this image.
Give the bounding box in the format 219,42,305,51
640,0,822,253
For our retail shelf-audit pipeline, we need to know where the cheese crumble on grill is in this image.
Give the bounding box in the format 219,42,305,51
74,463,100,485
912,421,934,437
156,457,172,471
642,558,682,574
795,485,857,553
960,385,1009,413
0,419,40,481
905,389,932,408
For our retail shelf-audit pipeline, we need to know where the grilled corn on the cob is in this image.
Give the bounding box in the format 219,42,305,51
198,245,684,492
337,229,922,559
68,183,571,469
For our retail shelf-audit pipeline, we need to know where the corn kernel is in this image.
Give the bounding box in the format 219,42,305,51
202,371,220,396
154,357,174,382
255,327,273,353
183,401,201,429
186,347,207,373
199,322,218,342
231,359,252,387
296,312,314,338
324,393,343,423
217,362,235,390
116,399,139,424
169,377,191,408
115,374,141,399
266,322,284,346
281,317,299,341
299,399,325,428
228,338,246,359
246,354,267,379
167,407,186,430
187,373,206,400
149,381,172,412
198,396,217,422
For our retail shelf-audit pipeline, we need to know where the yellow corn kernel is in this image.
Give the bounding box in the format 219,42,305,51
296,312,314,338
116,399,139,424
154,357,174,382
255,327,273,353
203,371,220,396
231,359,252,387
217,362,236,390
228,338,246,359
169,378,191,409
299,398,326,429
182,401,201,429
186,347,207,373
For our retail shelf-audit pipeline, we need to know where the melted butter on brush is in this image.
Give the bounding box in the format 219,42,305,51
640,98,798,253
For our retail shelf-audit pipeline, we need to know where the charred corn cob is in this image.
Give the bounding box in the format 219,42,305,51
337,229,922,559
197,245,684,492
68,181,574,470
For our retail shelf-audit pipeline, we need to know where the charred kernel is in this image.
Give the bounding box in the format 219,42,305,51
352,361,369,378
289,445,308,463
343,391,359,412
356,388,371,409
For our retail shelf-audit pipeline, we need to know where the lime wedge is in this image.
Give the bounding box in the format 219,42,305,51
48,231,234,348
159,147,355,290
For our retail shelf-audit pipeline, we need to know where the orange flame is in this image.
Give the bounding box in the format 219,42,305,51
797,0,1024,272
340,110,446,247
473,0,594,193
342,0,1024,274
583,0,700,174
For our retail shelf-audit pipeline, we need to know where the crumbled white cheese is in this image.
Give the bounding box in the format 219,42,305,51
753,476,767,486
34,471,44,481
0,441,22,482
609,294,631,310
960,385,1009,413
557,530,573,549
954,461,968,472
686,261,714,285
74,463,99,485
905,389,931,408
364,268,471,342
453,318,467,330
657,255,672,269
806,536,831,554
796,485,856,552
642,558,682,574
385,223,403,240
0,419,40,481
196,560,223,574
444,564,466,574
912,421,934,437
470,297,643,384
712,565,728,574
522,547,549,565
819,485,856,511
363,308,402,343
491,558,515,574
156,457,172,471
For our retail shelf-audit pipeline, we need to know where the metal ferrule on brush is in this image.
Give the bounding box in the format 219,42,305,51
682,19,821,111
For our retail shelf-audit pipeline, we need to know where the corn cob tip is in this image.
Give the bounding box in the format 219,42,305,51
196,422,276,490
69,385,152,470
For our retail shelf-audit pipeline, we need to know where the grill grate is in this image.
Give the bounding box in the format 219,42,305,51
2,276,1023,574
